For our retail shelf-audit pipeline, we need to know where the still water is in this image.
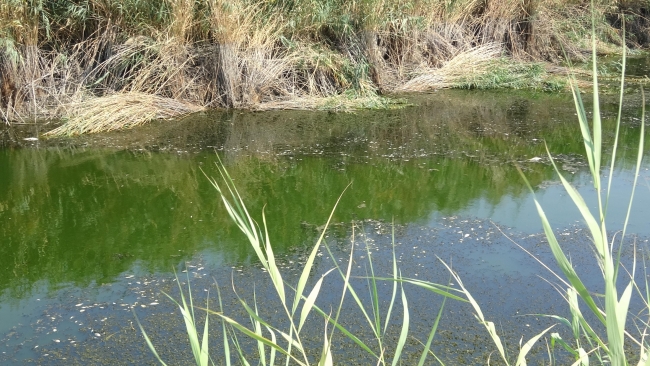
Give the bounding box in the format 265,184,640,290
1,88,649,364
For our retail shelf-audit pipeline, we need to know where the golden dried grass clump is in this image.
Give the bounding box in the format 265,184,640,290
398,44,502,92
45,93,203,136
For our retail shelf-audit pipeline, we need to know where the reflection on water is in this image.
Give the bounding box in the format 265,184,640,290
1,89,649,362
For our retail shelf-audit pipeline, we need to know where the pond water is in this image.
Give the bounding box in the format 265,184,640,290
1,87,650,364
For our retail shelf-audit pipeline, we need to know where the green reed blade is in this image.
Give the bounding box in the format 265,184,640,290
293,184,350,315
391,281,409,366
383,220,399,336
133,310,169,366
417,289,447,366
299,268,335,333
515,325,555,366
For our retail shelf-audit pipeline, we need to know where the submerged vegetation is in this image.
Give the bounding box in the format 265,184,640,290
1,0,649,133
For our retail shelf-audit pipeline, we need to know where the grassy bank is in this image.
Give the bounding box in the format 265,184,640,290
1,0,648,134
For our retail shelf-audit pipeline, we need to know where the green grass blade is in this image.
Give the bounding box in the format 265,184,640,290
383,220,399,336
616,281,633,340
264,326,277,366
617,90,645,273
179,305,202,364
231,331,252,366
310,304,378,358
417,278,449,366
299,268,335,333
517,167,605,324
204,163,272,277
440,260,508,364
133,310,169,366
543,147,605,258
391,282,410,366
570,82,595,176
605,280,632,366
318,320,334,366
550,333,581,359
533,199,605,324
262,208,286,305
235,298,284,342
277,330,305,354
216,284,232,366
393,277,467,302
322,233,378,336
205,168,267,269
567,287,581,340
605,18,627,216
293,184,350,315
590,18,602,190
515,325,555,366
212,312,304,365
168,272,202,365
253,297,266,366
200,291,210,366
322,223,381,361
364,234,382,338
574,348,589,366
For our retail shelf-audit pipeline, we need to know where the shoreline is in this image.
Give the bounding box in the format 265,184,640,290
2,1,650,135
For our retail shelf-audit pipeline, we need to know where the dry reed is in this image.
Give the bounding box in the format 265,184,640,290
0,0,643,134
397,44,502,92
44,93,203,136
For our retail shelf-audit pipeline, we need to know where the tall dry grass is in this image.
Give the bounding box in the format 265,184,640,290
43,92,203,136
0,0,642,134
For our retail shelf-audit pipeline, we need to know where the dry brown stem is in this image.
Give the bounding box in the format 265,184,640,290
44,92,203,136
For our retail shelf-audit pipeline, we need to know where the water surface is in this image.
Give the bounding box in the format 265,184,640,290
1,89,649,364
